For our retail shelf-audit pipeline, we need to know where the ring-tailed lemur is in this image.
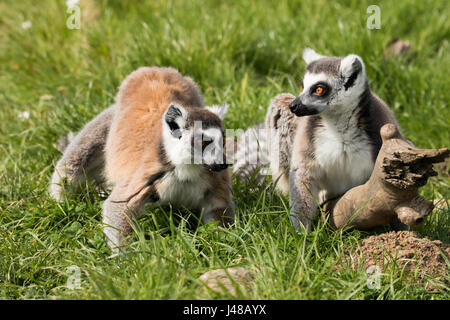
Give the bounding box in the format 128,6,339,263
50,67,233,252
288,48,402,230
234,49,403,231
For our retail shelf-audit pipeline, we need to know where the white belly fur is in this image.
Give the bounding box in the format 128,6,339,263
313,123,374,200
155,165,210,210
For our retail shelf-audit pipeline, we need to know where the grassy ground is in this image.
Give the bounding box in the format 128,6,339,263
0,0,449,299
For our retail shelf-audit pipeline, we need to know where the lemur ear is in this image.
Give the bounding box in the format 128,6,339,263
302,48,325,64
340,54,365,90
164,103,187,139
208,103,229,121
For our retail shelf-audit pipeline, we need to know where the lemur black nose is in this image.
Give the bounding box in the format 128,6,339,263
289,97,302,113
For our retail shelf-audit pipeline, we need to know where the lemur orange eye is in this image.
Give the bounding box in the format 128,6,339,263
315,87,324,95
300,84,304,93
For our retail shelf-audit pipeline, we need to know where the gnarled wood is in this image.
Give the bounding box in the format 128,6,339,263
324,124,449,229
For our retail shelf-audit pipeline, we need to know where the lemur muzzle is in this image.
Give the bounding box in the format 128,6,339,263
289,97,320,117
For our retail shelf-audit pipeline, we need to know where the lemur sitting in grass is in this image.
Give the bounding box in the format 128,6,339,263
234,49,404,231
50,67,233,252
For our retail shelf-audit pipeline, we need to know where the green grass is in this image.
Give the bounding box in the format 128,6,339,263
0,0,449,299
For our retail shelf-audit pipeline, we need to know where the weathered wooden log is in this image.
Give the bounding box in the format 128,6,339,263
324,124,449,229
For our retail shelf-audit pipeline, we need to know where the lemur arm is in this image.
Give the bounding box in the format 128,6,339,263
201,174,235,227
289,167,318,231
202,205,234,227
49,105,116,201
103,168,165,252
103,184,156,253
265,94,320,230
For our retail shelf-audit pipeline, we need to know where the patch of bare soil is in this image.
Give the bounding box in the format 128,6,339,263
345,231,449,289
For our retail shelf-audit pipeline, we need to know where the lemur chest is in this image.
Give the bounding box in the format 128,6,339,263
156,165,210,209
313,124,374,197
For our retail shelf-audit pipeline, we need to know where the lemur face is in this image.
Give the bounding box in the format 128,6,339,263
163,103,230,171
289,48,367,117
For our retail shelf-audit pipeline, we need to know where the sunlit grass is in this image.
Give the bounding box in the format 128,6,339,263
0,0,448,299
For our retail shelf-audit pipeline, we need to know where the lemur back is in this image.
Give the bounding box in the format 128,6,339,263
105,67,204,185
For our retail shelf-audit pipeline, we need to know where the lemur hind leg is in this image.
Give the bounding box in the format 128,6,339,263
49,105,116,201
289,167,318,231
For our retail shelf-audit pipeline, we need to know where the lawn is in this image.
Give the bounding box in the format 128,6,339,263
0,0,449,299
